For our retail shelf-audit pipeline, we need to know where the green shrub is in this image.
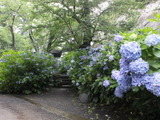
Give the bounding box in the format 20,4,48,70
0,50,58,94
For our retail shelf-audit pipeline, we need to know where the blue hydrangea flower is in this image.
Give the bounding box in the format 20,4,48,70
119,57,130,75
79,62,83,65
108,55,114,61
89,61,95,67
0,59,7,63
92,56,97,61
131,73,150,86
145,34,160,46
129,58,149,75
71,60,75,63
96,73,101,77
114,34,124,42
114,87,124,98
103,66,108,70
120,41,141,61
111,70,120,80
76,83,80,86
145,73,160,97
79,55,88,60
103,80,110,87
117,74,132,93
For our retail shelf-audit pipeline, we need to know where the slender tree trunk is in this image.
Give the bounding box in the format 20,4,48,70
79,0,93,48
29,30,38,52
9,15,16,50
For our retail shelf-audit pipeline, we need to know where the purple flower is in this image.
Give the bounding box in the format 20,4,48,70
76,83,80,86
79,62,83,65
71,60,75,63
89,61,95,67
0,60,7,63
145,73,160,97
79,55,88,60
145,34,160,46
103,80,110,87
114,34,124,42
96,73,101,77
120,41,141,61
129,58,149,75
117,74,132,93
103,66,108,70
131,73,150,87
108,55,114,61
92,56,97,61
111,70,120,80
119,58,130,75
114,87,124,98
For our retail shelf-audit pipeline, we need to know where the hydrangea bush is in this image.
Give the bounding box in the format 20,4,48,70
0,50,59,94
110,27,160,119
60,42,120,103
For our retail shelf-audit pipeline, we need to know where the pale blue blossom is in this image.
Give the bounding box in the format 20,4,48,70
108,55,114,61
111,70,120,80
96,73,101,77
76,83,80,86
103,66,108,70
145,73,160,97
119,58,130,75
120,41,141,61
131,73,150,87
92,56,97,61
117,74,132,93
71,60,75,63
114,87,124,98
145,34,160,46
103,80,110,87
129,58,149,75
114,34,124,42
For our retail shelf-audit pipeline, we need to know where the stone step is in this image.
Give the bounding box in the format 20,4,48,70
54,74,72,87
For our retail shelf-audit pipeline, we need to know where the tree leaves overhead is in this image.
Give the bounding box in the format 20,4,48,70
0,0,147,52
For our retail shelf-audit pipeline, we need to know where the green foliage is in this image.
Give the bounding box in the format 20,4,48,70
0,50,58,94
148,13,160,23
60,25,160,119
120,27,160,74
60,41,120,103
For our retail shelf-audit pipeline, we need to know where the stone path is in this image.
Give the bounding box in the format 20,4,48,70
0,88,109,120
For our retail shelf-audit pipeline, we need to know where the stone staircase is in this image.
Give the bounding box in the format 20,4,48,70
54,74,72,88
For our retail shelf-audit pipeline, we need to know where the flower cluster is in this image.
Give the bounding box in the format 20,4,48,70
145,73,160,97
103,80,110,87
129,58,149,75
145,34,160,46
114,34,124,42
112,41,152,97
120,41,141,61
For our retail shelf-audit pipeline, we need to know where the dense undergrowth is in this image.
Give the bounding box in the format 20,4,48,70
0,50,59,94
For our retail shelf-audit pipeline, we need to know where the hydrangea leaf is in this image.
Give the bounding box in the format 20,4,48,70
132,87,139,92
148,59,160,69
153,48,160,58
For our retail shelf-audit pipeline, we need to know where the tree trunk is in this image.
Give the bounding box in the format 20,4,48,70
79,0,93,49
9,18,16,50
29,30,38,52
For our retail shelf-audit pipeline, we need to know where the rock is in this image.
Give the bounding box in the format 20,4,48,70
79,93,89,103
137,1,160,30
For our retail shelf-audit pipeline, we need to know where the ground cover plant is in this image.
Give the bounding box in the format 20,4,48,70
0,50,59,94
